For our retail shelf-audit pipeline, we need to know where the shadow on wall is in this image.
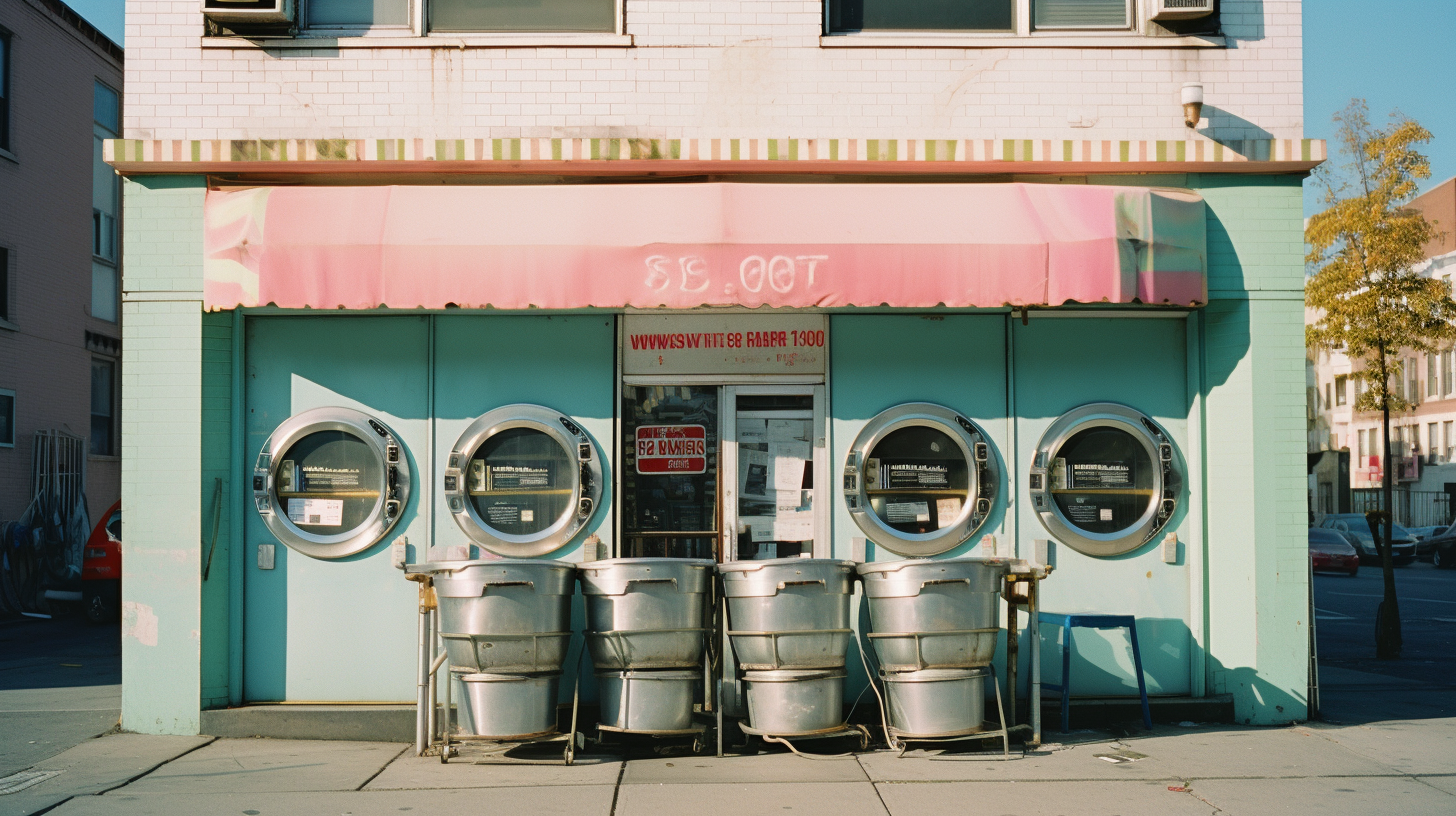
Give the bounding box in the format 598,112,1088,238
1217,0,1265,43
1206,656,1308,725
1034,617,1198,699
1200,201,1252,390
1199,105,1275,145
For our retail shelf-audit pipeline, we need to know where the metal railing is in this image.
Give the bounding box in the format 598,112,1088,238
1351,488,1452,528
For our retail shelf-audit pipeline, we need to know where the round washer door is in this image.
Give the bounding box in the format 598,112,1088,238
1029,402,1181,557
444,404,603,558
844,403,998,557
253,406,411,560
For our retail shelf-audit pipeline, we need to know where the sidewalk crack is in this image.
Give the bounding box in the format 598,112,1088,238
355,744,410,791
31,736,217,816
608,758,627,815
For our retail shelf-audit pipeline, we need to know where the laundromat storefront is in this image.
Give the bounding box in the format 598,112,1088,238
208,181,1216,714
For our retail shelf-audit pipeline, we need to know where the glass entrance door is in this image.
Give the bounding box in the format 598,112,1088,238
620,385,720,559
619,383,826,561
725,388,824,560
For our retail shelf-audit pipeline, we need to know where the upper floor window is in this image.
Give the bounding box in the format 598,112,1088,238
432,0,615,32
90,358,116,456
828,0,1135,33
93,82,120,323
1334,375,1347,407
829,0,1014,32
1034,0,1131,29
0,246,9,323
307,0,616,32
0,388,13,448
0,28,11,153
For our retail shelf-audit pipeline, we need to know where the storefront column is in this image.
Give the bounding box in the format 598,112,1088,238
119,176,206,735
1200,176,1310,724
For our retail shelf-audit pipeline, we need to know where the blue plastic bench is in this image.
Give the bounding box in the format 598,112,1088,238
1037,613,1153,733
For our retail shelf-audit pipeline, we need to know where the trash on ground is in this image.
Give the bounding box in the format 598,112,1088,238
1093,749,1148,764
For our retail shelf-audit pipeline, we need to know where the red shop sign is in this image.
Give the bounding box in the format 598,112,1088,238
636,425,708,475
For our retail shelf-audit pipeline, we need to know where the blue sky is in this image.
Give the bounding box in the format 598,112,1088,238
66,0,1454,210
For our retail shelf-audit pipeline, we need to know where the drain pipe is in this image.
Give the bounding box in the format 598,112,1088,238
1029,577,1042,746
427,606,440,744
411,574,435,756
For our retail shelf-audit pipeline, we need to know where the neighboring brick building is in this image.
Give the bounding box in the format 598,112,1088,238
112,1,1319,738
0,0,123,525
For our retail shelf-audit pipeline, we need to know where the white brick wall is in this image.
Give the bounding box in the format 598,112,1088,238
124,1,1302,141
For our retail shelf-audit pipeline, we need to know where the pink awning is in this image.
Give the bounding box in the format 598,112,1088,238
202,182,1206,311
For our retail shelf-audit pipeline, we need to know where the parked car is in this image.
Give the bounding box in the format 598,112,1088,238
1315,513,1417,565
1308,528,1359,576
1421,525,1456,569
81,501,121,623
1405,525,1445,560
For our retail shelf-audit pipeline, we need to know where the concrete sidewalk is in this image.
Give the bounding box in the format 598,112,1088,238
5,715,1453,816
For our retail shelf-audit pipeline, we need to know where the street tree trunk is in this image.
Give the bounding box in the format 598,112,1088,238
1375,348,1402,659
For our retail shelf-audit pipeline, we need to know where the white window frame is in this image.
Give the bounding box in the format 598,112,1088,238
0,387,13,447
821,0,1224,48
258,0,632,48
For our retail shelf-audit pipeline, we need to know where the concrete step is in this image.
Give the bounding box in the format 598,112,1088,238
200,705,415,742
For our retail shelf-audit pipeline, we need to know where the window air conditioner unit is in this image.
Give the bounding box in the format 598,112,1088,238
202,0,295,26
1151,0,1214,21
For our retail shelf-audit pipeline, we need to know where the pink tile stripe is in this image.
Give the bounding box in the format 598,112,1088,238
202,183,1206,311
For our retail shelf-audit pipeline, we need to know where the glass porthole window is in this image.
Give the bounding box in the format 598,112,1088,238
445,404,603,557
253,407,410,560
844,403,998,557
1029,403,1181,557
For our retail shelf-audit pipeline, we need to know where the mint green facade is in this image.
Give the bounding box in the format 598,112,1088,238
120,174,1307,734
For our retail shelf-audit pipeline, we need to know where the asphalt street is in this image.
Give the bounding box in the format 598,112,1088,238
1312,560,1456,721
0,616,120,779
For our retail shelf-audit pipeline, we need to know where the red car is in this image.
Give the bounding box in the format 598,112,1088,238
1309,527,1359,576
82,501,121,623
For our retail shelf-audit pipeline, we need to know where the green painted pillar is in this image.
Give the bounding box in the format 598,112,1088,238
1199,176,1311,724
120,176,206,735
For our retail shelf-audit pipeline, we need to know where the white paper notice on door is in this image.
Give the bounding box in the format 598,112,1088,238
768,419,806,442
772,454,807,491
288,498,343,527
738,419,768,444
740,449,771,499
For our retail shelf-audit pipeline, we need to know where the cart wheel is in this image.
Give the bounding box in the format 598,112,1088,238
692,735,704,754
564,735,576,766
858,727,870,752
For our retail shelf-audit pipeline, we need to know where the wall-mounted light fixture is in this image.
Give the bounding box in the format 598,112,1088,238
1181,83,1204,129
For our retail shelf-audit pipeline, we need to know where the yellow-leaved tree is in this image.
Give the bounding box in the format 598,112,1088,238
1306,100,1453,659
